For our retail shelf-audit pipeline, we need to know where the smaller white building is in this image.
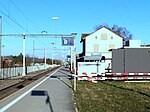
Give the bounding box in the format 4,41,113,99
125,40,141,48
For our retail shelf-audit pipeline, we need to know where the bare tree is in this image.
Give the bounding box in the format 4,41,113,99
95,24,133,41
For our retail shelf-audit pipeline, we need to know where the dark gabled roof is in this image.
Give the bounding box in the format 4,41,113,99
80,26,125,42
80,34,90,42
82,34,90,38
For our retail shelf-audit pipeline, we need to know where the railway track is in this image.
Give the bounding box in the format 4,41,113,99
0,67,60,101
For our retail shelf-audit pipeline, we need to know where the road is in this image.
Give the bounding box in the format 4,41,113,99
0,67,76,112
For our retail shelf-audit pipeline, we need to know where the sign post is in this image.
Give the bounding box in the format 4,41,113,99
71,32,77,91
62,33,77,91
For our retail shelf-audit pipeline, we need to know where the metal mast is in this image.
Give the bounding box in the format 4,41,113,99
0,16,2,69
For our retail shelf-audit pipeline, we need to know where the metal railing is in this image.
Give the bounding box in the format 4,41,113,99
0,64,59,79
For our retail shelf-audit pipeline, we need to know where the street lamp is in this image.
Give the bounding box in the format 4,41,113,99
52,17,58,20
52,16,59,45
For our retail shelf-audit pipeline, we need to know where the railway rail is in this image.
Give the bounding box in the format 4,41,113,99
0,67,59,101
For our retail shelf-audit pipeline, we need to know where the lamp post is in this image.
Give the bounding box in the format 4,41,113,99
52,16,58,45
52,17,58,20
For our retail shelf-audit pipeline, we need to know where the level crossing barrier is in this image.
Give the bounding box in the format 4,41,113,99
78,71,103,83
77,72,150,83
103,72,150,81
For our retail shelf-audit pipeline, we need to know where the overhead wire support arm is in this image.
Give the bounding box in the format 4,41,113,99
27,34,73,38
0,34,23,37
0,34,73,38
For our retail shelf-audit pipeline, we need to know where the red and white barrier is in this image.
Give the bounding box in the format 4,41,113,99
78,71,103,83
105,72,150,76
104,72,150,81
77,72,150,82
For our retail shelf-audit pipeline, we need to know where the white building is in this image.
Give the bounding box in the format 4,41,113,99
79,26,124,68
125,40,141,48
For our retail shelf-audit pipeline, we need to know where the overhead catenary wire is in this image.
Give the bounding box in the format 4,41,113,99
3,18,19,33
0,1,9,13
8,0,55,49
0,9,27,31
0,0,39,33
0,1,72,59
0,1,49,49
0,33,73,55
9,0,42,32
0,1,21,33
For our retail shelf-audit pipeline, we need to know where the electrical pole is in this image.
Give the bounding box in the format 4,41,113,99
74,35,76,91
0,16,2,69
33,40,35,65
44,48,47,69
22,33,26,76
52,48,53,66
1,33,74,72
32,40,35,71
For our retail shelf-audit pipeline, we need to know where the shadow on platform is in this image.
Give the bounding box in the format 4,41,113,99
31,90,54,112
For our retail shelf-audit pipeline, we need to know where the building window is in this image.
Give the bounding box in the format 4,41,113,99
111,36,113,39
94,44,99,52
109,44,115,49
101,33,107,40
95,36,97,39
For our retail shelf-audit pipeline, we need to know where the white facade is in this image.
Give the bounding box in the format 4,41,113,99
126,40,141,48
85,27,124,58
78,62,106,81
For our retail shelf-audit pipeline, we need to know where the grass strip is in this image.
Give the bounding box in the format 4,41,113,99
73,81,150,112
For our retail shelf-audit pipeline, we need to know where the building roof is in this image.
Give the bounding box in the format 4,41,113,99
80,34,90,42
80,26,125,42
81,34,90,38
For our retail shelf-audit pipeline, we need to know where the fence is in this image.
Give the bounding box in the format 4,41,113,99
0,64,57,79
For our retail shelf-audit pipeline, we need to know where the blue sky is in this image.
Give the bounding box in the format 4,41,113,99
0,0,150,58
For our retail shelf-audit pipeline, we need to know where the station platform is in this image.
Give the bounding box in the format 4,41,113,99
0,67,76,112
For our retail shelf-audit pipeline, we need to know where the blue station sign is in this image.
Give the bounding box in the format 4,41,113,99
62,36,74,46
